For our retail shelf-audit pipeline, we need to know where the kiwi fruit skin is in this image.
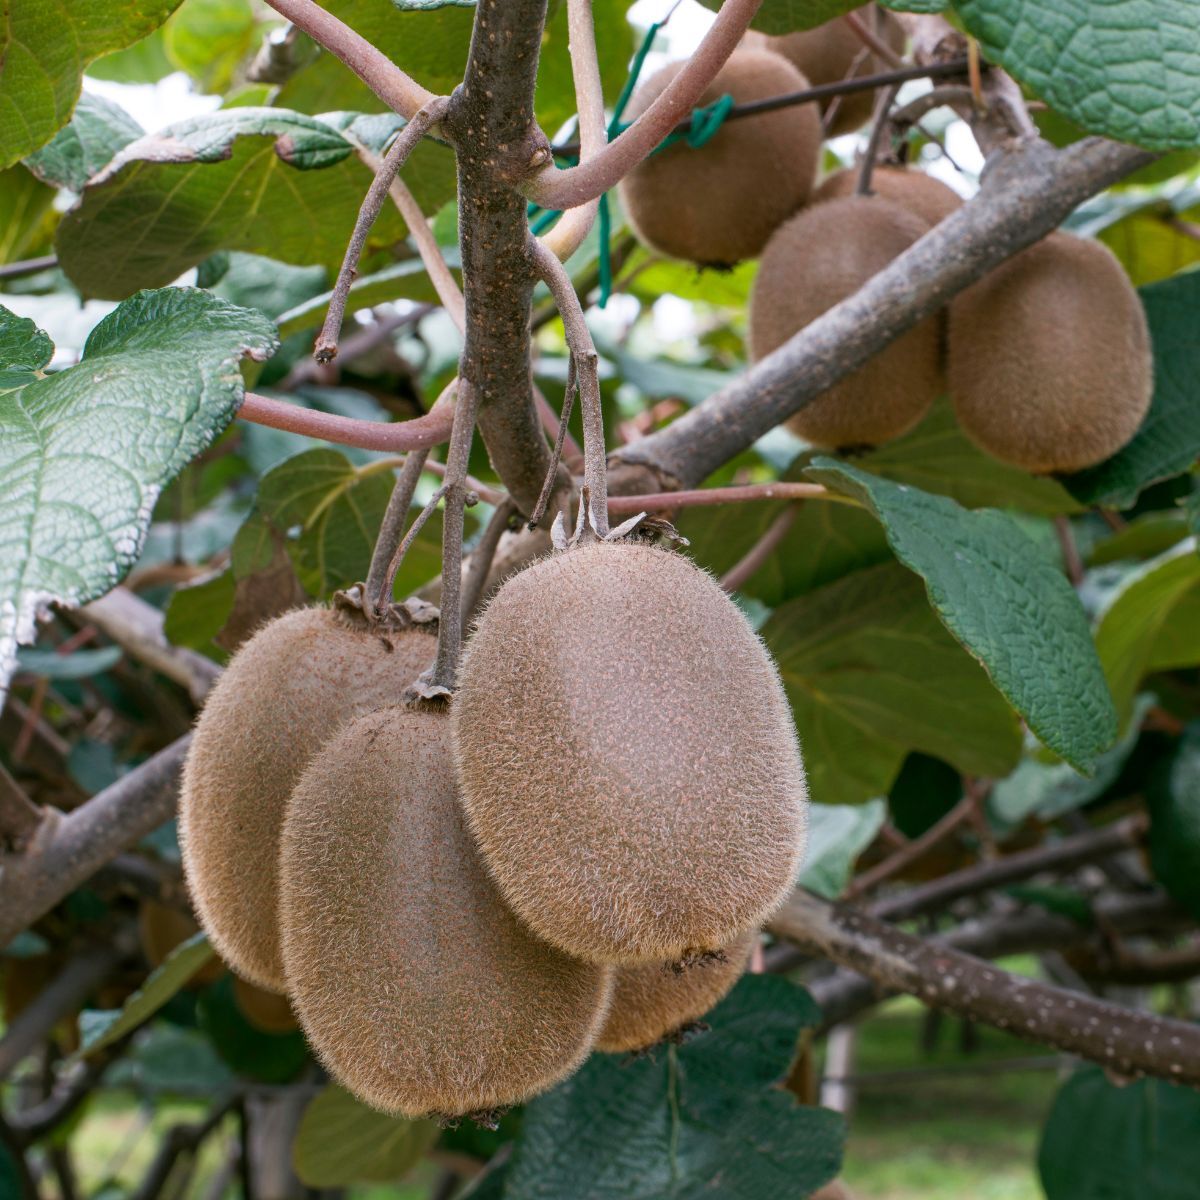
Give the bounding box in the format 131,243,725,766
233,976,300,1034
595,930,757,1053
815,166,963,228
617,48,821,266
279,706,612,1118
452,540,808,967
947,231,1153,473
138,901,225,987
749,194,941,448
765,6,907,135
180,608,435,993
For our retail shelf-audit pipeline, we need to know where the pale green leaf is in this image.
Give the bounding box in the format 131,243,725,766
696,0,860,35
24,92,143,192
797,800,887,898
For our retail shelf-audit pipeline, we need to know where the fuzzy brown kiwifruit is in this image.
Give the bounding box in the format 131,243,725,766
595,930,757,1053
617,48,821,266
279,706,611,1117
815,165,963,227
452,540,808,967
947,232,1153,473
180,607,435,992
765,6,907,135
233,976,300,1034
749,194,941,448
138,901,225,987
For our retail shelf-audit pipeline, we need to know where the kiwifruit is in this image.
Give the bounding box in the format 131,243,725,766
452,540,808,966
279,706,612,1118
138,901,225,987
617,48,821,266
180,607,435,992
947,231,1153,473
749,194,941,448
233,976,300,1034
815,165,963,227
595,930,757,1053
764,5,907,136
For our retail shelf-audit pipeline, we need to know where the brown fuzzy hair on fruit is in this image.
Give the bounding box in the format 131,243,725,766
617,48,821,266
595,930,757,1053
763,6,907,135
947,231,1153,473
233,976,299,1034
180,607,435,993
452,540,808,967
279,706,612,1118
815,165,963,228
748,194,941,448
138,901,225,988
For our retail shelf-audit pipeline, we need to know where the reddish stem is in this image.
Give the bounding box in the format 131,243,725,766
607,482,832,514
238,392,454,451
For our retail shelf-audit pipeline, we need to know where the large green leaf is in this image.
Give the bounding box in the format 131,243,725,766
77,932,217,1058
1063,273,1200,508
696,0,860,35
1039,1067,1200,1199
1095,539,1200,723
955,0,1200,151
55,109,454,300
162,0,259,94
797,800,887,898
293,1087,438,1187
24,93,143,193
0,0,181,169
807,460,1118,773
195,975,308,1084
1148,723,1200,919
0,289,277,702
762,562,1022,807
0,166,55,264
504,976,845,1200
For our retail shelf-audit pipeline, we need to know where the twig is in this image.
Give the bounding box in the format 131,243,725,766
890,86,977,130
720,504,799,593
364,448,435,617
1162,213,1200,242
418,455,505,506
129,1098,238,1200
0,764,44,853
856,83,900,196
11,1046,122,1140
429,379,482,692
316,97,450,363
607,482,835,514
844,793,977,900
540,0,608,261
529,356,578,531
262,0,433,117
772,889,1200,1085
238,391,454,451
524,0,763,210
842,9,905,69
280,305,432,390
1054,515,1085,586
529,238,608,535
0,254,57,281
461,497,519,631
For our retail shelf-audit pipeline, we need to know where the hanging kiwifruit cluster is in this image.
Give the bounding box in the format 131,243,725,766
619,9,1151,465
181,528,807,1118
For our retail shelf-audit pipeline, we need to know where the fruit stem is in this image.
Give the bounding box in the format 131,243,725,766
314,95,450,363
856,82,901,198
528,238,609,537
461,496,519,632
363,449,433,618
528,355,578,531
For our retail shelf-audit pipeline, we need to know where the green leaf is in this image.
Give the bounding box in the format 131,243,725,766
164,569,236,659
1096,540,1200,725
852,397,1081,515
879,0,946,11
292,1087,438,1187
1039,1067,1200,1199
954,0,1200,151
797,800,887,899
1063,273,1200,508
696,0,860,35
504,976,844,1200
195,975,308,1084
86,29,175,86
24,92,144,193
0,289,276,702
0,0,182,169
162,0,259,94
1088,512,1191,566
0,166,55,264
0,310,53,373
762,562,1022,807
807,460,1118,773
77,932,217,1058
1148,723,1200,919
15,645,123,680
56,108,453,300
1097,198,1200,287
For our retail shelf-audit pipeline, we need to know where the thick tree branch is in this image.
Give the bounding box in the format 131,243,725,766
263,0,433,117
0,739,189,949
523,0,763,210
772,890,1200,1086
441,0,560,515
611,136,1153,492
